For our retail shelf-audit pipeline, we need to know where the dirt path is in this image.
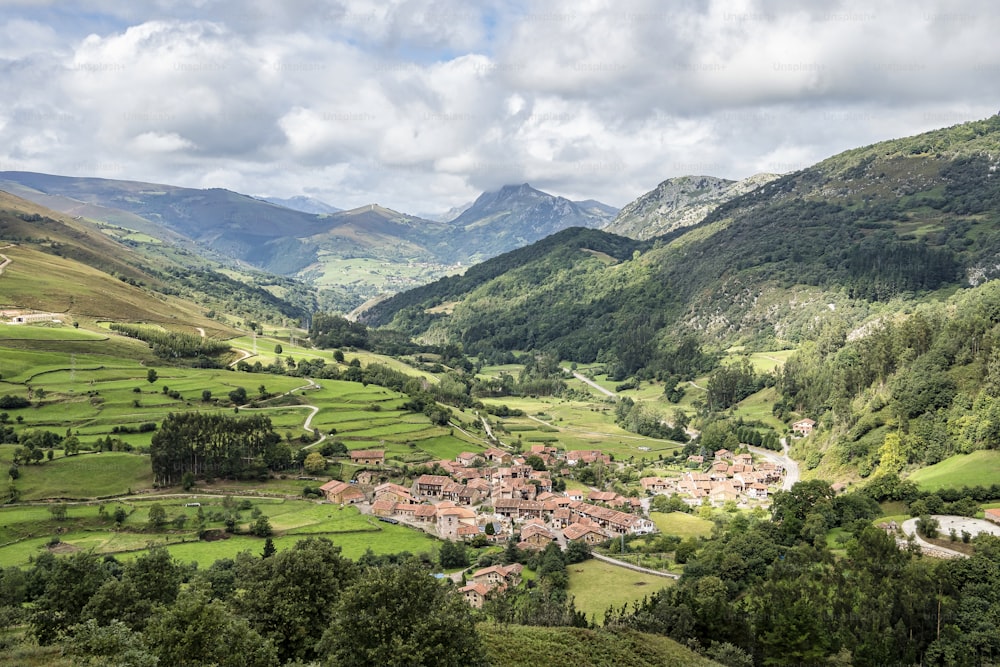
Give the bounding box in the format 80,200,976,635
239,380,327,448
591,552,680,579
0,246,12,276
229,348,253,367
567,369,616,398
195,327,206,339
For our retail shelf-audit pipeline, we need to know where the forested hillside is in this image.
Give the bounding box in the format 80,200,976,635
371,117,1000,373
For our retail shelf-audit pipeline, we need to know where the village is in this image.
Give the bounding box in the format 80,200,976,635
318,441,788,604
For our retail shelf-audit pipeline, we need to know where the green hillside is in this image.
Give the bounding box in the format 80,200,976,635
0,191,312,327
479,624,719,667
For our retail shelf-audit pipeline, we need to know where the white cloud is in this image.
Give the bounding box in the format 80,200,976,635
0,0,998,213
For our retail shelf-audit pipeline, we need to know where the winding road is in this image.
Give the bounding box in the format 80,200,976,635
900,516,1000,559
0,244,13,276
749,437,800,491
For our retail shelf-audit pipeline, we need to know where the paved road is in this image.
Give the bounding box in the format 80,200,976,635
749,438,800,491
901,515,1000,558
567,369,617,398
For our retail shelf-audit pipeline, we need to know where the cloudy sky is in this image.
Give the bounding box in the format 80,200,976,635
0,0,997,214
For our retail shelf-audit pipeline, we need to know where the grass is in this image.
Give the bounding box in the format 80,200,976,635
0,501,441,567
0,449,153,500
567,559,675,624
907,450,1000,491
479,623,718,667
649,512,714,539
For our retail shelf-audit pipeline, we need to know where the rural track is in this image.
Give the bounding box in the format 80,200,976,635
238,379,328,448
591,552,680,579
566,369,617,398
0,251,11,276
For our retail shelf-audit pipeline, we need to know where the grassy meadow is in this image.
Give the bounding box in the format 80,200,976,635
566,559,674,624
0,498,440,567
907,450,1000,491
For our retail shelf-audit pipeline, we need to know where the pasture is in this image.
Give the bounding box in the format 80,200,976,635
0,499,441,567
566,559,674,624
649,511,714,539
907,450,1000,491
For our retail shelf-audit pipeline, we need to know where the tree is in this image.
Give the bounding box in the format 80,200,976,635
274,344,283,354
147,504,167,530
146,368,158,384
439,541,469,569
201,389,212,402
916,514,939,539
113,506,128,526
143,586,278,667
233,537,357,663
250,516,273,538
317,559,484,667
62,435,80,456
181,471,196,491
565,539,592,564
48,503,67,521
303,452,326,474
261,538,276,559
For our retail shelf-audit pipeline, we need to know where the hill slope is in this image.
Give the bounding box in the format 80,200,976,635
372,116,1000,371
480,624,719,667
604,173,778,239
0,191,307,329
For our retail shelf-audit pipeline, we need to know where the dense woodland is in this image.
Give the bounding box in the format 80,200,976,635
149,413,289,485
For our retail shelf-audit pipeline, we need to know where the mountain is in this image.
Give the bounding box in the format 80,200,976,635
603,173,778,239
0,171,328,274
262,195,342,215
369,116,1000,366
440,184,618,263
0,191,258,332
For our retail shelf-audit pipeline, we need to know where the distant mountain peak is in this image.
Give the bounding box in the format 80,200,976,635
605,173,779,239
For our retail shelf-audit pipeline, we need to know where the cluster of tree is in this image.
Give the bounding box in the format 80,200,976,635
0,395,31,409
601,479,1000,665
149,413,290,485
705,358,771,411
0,539,484,666
614,398,689,442
484,540,591,628
109,323,230,360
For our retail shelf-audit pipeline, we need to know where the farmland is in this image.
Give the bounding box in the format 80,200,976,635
0,497,439,567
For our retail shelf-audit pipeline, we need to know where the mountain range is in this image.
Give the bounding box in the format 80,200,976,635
366,115,1000,368
0,172,618,310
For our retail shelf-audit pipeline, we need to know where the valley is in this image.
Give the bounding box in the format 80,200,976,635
2,116,1000,666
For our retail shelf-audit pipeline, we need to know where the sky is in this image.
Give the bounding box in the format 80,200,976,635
0,0,997,214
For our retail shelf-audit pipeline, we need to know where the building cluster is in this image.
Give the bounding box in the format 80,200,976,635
458,563,524,608
641,448,784,506
319,445,653,547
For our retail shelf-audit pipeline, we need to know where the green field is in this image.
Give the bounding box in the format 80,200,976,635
567,559,674,624
907,450,1000,491
0,499,441,567
649,512,714,539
